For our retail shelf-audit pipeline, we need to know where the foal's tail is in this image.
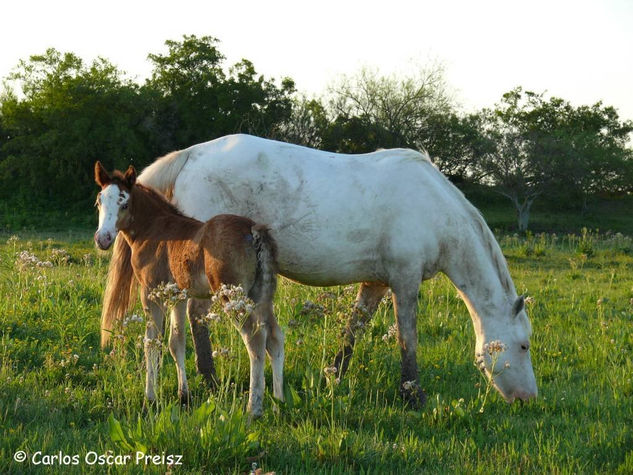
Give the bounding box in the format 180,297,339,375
100,235,137,347
250,225,278,304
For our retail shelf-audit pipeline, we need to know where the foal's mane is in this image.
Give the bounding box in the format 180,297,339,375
131,182,188,218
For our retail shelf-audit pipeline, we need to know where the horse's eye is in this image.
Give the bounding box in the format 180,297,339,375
521,343,530,352
121,202,128,210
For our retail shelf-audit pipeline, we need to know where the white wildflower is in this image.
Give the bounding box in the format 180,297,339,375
483,340,507,355
382,323,398,342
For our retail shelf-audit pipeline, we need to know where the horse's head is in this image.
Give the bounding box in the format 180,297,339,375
94,161,136,250
475,295,538,403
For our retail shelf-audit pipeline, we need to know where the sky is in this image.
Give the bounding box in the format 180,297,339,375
1,0,632,120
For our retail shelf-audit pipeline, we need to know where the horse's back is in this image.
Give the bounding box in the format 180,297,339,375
172,135,471,286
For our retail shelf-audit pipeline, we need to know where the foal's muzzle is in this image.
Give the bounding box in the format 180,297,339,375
94,230,113,250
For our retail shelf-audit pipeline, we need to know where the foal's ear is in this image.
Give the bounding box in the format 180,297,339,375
512,295,525,317
124,165,137,187
94,161,111,187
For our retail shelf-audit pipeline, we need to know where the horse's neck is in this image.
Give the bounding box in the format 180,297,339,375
443,228,515,333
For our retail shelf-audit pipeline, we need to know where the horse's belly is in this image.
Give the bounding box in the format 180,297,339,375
275,244,383,286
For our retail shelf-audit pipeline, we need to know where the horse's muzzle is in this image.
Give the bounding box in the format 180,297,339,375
508,389,538,404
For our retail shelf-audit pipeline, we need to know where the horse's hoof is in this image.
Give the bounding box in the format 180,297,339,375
178,391,190,407
332,345,353,380
400,383,427,409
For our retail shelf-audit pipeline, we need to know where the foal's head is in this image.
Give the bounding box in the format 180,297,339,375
94,161,136,250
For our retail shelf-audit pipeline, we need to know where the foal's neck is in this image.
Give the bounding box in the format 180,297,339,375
124,185,201,243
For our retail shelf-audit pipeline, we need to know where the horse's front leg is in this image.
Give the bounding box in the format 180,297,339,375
141,288,165,403
187,298,218,390
392,281,426,407
333,282,388,380
169,301,189,405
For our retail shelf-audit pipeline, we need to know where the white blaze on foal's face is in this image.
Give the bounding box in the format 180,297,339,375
95,184,129,250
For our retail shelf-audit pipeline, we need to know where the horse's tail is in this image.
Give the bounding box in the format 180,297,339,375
100,235,137,347
250,225,278,304
137,149,190,199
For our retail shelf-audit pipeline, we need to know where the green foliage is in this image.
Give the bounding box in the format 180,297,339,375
0,36,295,223
146,35,295,150
322,65,455,154
0,49,149,211
1,40,632,234
476,87,633,231
1,231,633,473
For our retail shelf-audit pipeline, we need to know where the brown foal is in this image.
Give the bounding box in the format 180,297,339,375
94,161,284,416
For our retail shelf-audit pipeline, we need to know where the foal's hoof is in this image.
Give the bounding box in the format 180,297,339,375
400,382,427,409
202,374,219,393
247,408,264,421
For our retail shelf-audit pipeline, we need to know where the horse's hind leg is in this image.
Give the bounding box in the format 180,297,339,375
141,288,165,403
333,282,388,379
392,281,426,408
169,301,189,405
187,298,218,390
265,306,284,401
239,314,268,418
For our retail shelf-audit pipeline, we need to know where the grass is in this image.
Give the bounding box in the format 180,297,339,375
0,229,632,473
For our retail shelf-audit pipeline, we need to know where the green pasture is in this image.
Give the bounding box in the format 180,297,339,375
1,230,632,473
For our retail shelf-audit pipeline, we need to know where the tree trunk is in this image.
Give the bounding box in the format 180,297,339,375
497,190,540,233
515,197,536,233
517,205,530,232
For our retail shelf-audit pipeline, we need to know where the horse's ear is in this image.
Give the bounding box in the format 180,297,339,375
513,295,525,317
95,161,111,187
124,165,137,187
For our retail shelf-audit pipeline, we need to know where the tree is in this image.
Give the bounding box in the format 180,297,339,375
274,96,330,149
145,35,295,151
0,49,150,209
479,88,633,231
422,111,495,183
324,64,456,154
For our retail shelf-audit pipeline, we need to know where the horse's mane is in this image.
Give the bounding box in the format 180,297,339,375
470,209,515,294
423,160,516,295
138,149,190,200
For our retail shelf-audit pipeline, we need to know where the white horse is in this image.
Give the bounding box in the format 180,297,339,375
101,134,537,405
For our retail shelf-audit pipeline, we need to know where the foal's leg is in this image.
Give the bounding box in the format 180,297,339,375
265,307,285,401
391,281,426,407
238,313,268,418
141,288,165,402
333,282,389,379
169,301,189,405
187,298,218,389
